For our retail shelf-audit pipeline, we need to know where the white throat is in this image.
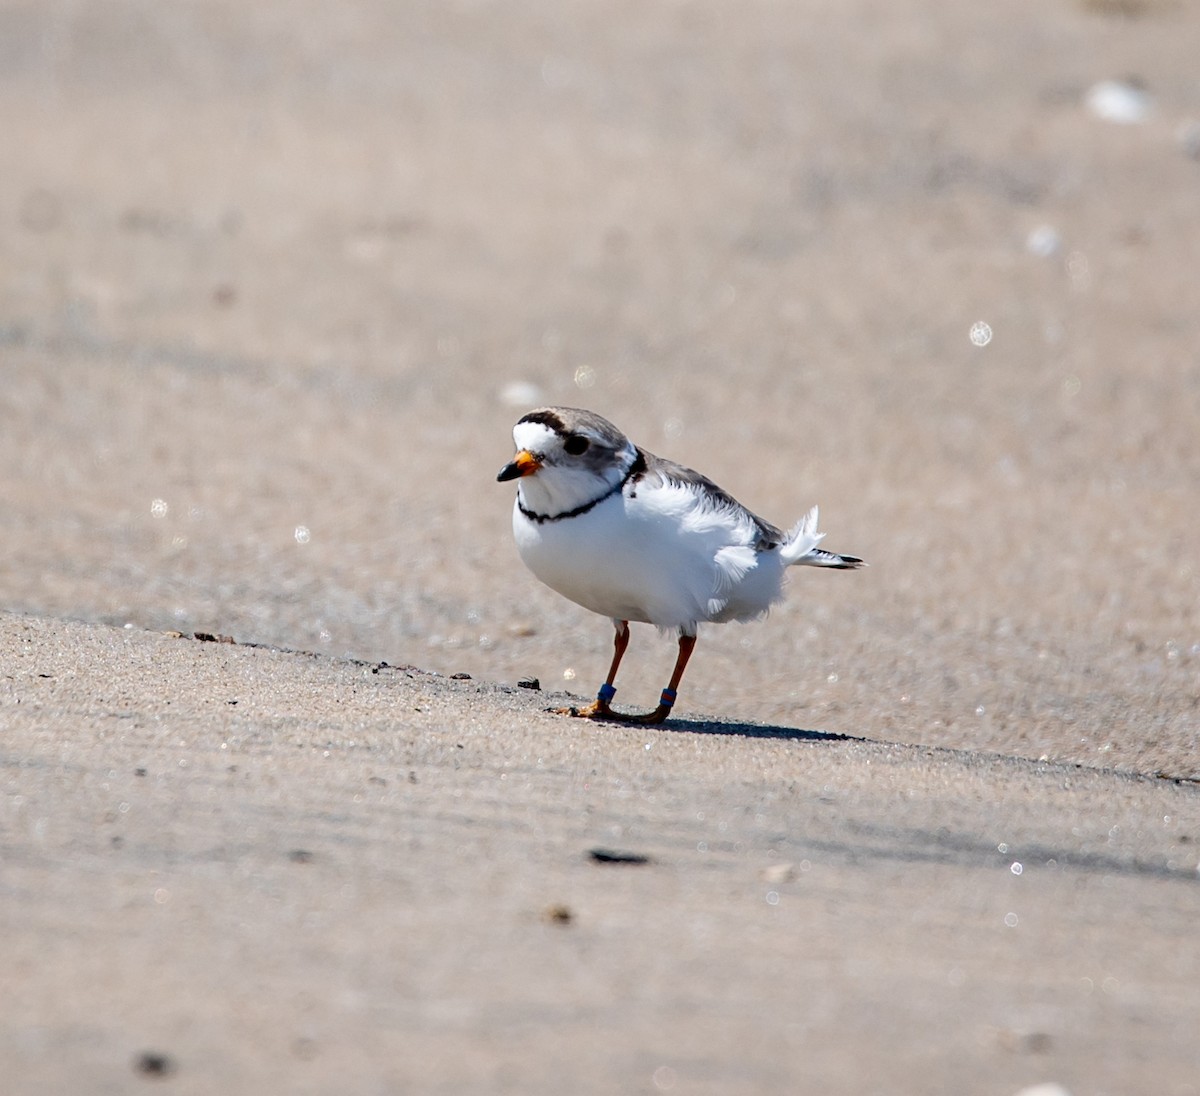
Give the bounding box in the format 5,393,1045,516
512,422,637,518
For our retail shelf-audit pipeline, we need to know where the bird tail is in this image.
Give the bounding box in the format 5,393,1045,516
780,506,866,570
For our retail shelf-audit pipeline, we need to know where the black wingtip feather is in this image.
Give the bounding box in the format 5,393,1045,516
817,550,866,569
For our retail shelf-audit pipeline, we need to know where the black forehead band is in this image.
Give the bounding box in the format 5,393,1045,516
517,409,568,434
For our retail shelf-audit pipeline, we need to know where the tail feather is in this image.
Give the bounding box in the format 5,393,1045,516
780,506,866,570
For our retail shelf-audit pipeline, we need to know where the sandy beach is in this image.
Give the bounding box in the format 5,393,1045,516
5,613,1199,1093
2,1,1198,1091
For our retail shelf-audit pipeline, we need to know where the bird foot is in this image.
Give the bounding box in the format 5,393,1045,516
552,699,611,719
622,705,672,725
551,700,672,725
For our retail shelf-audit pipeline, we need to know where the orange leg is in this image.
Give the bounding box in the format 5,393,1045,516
556,620,629,718
628,633,696,724
562,629,696,725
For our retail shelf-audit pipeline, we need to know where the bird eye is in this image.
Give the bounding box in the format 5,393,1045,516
563,434,590,456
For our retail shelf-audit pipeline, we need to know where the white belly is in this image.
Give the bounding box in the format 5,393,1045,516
512,489,786,631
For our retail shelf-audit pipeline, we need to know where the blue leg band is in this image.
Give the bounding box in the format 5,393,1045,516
659,687,678,708
597,683,617,704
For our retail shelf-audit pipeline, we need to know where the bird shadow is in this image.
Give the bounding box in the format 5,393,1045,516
537,690,865,743
657,717,865,743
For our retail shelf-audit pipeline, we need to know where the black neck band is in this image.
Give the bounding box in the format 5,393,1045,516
518,450,646,525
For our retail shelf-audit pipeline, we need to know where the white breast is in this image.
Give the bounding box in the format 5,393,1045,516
512,481,788,632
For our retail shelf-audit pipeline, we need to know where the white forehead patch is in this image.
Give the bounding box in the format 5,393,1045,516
513,420,561,454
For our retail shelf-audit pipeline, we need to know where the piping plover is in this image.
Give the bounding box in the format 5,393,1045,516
498,407,864,724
